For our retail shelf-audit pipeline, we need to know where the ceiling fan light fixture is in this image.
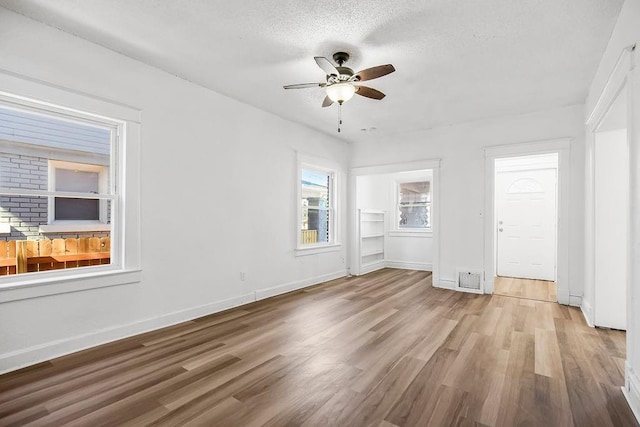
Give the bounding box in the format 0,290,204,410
326,83,356,104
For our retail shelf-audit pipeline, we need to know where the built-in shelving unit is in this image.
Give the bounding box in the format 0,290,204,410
358,209,385,275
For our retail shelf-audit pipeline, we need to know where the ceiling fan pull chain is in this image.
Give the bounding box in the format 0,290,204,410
338,103,342,133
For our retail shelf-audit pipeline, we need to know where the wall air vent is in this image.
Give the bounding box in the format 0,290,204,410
456,270,484,294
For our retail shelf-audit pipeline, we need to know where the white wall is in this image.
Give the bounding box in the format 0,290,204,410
584,0,640,417
350,105,585,296
594,129,628,330
0,9,348,372
356,171,433,270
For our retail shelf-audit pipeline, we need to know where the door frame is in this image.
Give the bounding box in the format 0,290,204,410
484,139,571,304
585,46,634,326
585,43,638,416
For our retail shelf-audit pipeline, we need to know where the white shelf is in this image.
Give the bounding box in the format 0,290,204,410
358,209,385,275
362,250,384,257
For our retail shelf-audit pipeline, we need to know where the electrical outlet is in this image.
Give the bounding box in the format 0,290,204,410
240,271,246,281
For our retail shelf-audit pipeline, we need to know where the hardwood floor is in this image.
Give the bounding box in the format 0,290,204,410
0,269,636,426
494,275,558,302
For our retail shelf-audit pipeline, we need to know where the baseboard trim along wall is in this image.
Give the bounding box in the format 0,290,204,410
384,261,432,271
254,270,347,301
580,300,595,327
359,261,386,276
0,269,348,375
568,295,582,307
434,279,457,290
624,363,640,424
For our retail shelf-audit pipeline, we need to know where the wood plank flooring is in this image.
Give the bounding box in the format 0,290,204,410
0,268,637,426
494,276,558,302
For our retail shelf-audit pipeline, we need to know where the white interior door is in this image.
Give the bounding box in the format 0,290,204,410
496,168,557,281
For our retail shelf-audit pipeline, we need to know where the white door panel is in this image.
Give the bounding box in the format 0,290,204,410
496,169,557,281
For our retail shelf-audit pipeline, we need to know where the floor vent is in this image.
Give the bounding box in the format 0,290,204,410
456,270,484,294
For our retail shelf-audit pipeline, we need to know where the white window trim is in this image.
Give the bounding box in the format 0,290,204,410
393,178,433,233
296,153,341,255
47,159,108,226
0,71,141,302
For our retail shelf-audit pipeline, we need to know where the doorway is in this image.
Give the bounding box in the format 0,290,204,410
493,153,559,302
349,160,441,283
593,85,628,330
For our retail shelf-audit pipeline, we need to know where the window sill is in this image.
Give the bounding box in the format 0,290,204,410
40,223,111,233
295,243,342,256
0,267,142,303
388,230,433,238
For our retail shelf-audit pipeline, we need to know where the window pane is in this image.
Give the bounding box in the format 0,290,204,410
0,106,111,156
399,205,430,229
55,169,100,193
398,181,431,229
301,168,330,245
399,181,430,204
55,197,99,221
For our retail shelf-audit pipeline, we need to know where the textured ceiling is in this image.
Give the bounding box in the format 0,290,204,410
0,0,624,143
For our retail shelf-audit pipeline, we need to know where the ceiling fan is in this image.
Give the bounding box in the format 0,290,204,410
283,52,396,108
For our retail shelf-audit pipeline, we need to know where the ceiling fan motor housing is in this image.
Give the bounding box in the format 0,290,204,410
336,66,354,78
332,51,350,66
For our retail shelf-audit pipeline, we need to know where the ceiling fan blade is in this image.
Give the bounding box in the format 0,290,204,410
355,86,386,100
354,64,395,82
314,57,339,76
322,96,334,107
283,82,326,89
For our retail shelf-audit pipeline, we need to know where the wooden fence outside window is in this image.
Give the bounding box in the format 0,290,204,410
0,237,110,275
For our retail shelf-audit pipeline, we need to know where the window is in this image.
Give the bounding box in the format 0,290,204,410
48,160,108,225
0,73,141,301
397,181,431,230
297,156,339,252
0,95,119,279
300,168,332,246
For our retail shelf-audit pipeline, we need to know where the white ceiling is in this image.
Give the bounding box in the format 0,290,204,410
0,0,624,143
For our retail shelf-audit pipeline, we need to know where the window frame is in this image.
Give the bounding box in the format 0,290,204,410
0,72,141,302
296,155,340,255
47,159,109,226
392,178,433,235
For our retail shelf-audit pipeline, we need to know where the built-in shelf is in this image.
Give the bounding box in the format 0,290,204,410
358,209,385,275
362,250,384,257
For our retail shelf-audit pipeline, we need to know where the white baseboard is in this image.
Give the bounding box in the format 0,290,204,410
624,363,640,423
484,278,494,294
434,279,456,290
357,261,385,276
254,270,347,301
556,286,570,305
569,295,582,307
0,292,254,375
0,269,348,375
580,299,595,328
384,260,432,271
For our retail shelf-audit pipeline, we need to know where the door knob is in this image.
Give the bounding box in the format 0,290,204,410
498,228,504,232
